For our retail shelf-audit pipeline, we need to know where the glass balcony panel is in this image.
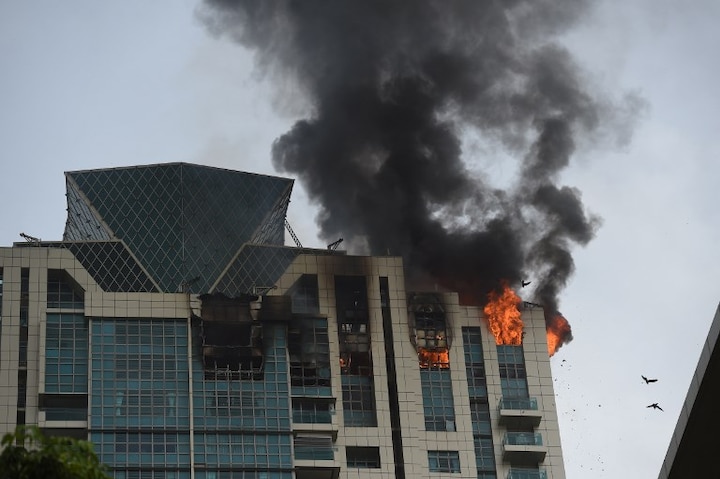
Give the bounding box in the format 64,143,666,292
499,397,538,410
504,432,543,446
507,468,547,479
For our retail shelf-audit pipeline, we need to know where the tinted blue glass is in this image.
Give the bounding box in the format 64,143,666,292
90,318,191,474
45,313,87,393
420,369,455,431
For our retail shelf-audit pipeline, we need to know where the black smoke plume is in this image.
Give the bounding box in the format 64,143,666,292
200,0,639,352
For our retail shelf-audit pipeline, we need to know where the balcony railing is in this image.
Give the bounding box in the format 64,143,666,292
504,432,543,446
502,432,547,464
498,397,538,411
507,468,547,479
498,397,542,428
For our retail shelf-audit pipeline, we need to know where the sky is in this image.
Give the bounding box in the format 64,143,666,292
1,1,719,477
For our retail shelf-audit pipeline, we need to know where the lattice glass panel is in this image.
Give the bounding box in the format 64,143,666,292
214,246,300,296
68,164,294,293
63,177,112,241
67,242,157,292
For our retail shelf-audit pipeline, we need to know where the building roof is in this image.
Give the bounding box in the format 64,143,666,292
63,163,294,293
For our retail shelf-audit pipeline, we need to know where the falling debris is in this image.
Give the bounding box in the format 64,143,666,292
641,375,658,384
522,280,532,288
647,403,663,411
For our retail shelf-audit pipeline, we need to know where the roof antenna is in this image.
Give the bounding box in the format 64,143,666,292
327,238,343,250
20,232,41,245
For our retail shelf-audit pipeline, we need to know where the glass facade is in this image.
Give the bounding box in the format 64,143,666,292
420,369,456,431
45,313,88,393
88,319,294,477
335,276,377,427
90,319,190,474
192,323,293,476
428,450,461,473
497,345,529,399
0,163,564,479
65,164,293,295
463,327,497,479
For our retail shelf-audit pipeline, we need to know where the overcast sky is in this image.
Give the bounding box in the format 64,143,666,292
2,1,719,478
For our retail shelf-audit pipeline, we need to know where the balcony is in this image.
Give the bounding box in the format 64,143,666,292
507,468,547,479
294,440,340,479
498,397,542,428
292,397,339,438
502,432,547,464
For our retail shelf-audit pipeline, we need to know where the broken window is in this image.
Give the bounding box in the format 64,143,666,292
287,274,320,314
409,293,450,369
288,318,331,388
335,276,376,427
198,293,264,380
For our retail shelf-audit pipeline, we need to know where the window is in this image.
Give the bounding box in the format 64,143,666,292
420,369,455,431
294,435,334,461
288,318,331,388
47,269,84,309
335,276,376,426
497,345,529,399
347,446,380,468
428,450,460,473
288,274,319,314
292,399,333,424
45,313,88,393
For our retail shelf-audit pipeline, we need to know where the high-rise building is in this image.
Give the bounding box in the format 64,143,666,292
658,303,720,477
0,163,565,479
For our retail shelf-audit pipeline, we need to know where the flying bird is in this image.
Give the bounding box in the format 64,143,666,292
642,375,658,384
647,403,663,411
521,280,531,288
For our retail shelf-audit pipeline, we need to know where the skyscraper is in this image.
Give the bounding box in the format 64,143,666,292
0,163,565,479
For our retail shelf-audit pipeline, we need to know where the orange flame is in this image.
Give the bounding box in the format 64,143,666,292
417,348,450,369
483,283,523,345
547,313,571,356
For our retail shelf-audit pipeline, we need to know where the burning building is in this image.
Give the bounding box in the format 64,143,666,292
0,163,567,479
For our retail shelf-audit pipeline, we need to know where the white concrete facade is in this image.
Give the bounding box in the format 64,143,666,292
0,246,565,479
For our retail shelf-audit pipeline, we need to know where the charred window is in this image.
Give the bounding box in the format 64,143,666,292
287,274,320,314
198,293,264,380
335,275,376,427
409,293,449,369
288,318,330,388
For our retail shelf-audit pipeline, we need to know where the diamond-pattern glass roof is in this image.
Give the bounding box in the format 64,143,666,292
214,245,338,297
45,241,158,292
63,179,112,241
66,163,293,292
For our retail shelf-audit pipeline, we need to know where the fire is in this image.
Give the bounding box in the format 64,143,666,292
483,282,523,345
417,348,450,369
546,313,571,356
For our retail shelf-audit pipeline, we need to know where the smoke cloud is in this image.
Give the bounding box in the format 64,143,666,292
199,0,640,351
